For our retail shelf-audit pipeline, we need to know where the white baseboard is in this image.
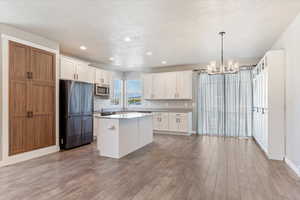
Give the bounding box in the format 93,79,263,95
154,130,192,136
0,145,59,167
285,157,300,177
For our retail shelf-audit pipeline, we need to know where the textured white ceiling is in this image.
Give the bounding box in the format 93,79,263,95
1,0,300,70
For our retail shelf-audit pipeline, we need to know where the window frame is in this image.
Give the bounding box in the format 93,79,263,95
110,79,124,108
124,79,143,108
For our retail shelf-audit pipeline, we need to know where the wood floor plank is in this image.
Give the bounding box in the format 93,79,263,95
0,134,299,200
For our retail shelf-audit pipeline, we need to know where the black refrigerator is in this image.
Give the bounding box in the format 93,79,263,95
59,80,94,150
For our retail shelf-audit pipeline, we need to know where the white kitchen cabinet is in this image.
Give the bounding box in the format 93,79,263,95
143,74,153,99
153,112,192,135
152,73,166,99
153,112,169,131
165,72,177,99
60,56,94,83
76,63,95,83
252,50,284,160
97,114,153,159
95,68,112,85
60,56,77,80
142,71,193,100
176,71,193,99
169,113,188,132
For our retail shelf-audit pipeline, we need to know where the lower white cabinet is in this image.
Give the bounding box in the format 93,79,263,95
153,112,169,131
153,112,192,135
60,55,95,83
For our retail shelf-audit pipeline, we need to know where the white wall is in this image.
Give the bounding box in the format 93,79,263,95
271,13,300,173
0,24,60,164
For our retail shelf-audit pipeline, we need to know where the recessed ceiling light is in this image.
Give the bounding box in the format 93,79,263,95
109,57,115,61
162,61,167,64
80,45,87,50
146,51,153,56
124,37,131,42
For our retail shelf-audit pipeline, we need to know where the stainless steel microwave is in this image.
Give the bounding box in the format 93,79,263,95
95,84,110,96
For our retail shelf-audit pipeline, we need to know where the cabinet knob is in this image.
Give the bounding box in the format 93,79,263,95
108,125,115,130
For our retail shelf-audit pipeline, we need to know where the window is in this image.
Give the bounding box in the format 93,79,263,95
111,79,123,106
126,80,142,106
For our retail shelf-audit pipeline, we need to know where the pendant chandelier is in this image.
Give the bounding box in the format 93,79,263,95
207,32,239,75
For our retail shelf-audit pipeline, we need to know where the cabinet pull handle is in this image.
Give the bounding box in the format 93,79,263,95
108,125,115,130
27,72,33,79
74,74,76,80
27,111,33,118
77,74,79,80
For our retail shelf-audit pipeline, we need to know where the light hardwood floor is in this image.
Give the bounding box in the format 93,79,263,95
0,135,300,200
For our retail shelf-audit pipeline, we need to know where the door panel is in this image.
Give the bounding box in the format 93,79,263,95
81,83,94,115
165,72,177,99
9,41,29,81
143,74,153,99
9,118,26,155
31,48,55,82
29,48,56,149
176,71,192,99
152,74,165,99
81,116,93,144
160,113,169,131
60,57,76,80
9,41,30,155
66,116,82,149
69,82,81,115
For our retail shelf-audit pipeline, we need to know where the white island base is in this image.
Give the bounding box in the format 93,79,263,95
96,113,153,159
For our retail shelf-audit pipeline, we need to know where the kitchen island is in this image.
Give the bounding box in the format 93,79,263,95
95,113,153,159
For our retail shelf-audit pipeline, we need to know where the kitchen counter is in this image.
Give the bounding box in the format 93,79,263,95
94,108,193,114
95,112,153,159
94,112,152,119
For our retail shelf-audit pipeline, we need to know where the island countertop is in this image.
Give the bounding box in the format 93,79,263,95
94,112,153,119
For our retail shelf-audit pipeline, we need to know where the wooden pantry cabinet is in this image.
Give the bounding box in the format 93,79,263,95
9,41,56,155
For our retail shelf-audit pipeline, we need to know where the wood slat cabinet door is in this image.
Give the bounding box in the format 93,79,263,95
29,47,56,149
9,41,30,155
9,41,56,155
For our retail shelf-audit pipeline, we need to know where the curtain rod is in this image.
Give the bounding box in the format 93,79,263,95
193,65,256,73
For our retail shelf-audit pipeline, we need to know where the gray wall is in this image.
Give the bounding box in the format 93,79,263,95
271,12,300,171
0,24,59,161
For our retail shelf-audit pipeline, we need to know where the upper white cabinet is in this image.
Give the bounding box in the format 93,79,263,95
142,74,153,99
95,69,112,85
176,71,193,99
60,56,94,83
152,73,166,99
143,71,193,100
60,56,77,80
77,63,95,83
